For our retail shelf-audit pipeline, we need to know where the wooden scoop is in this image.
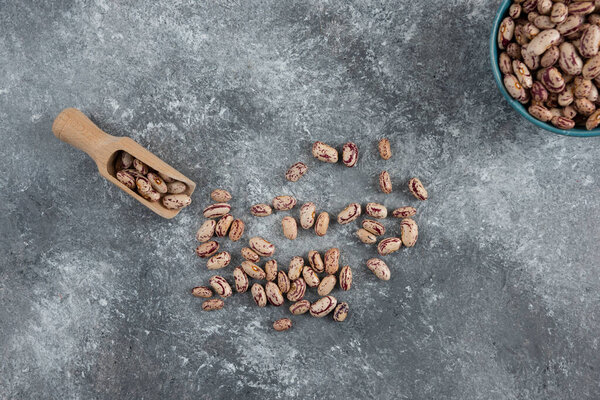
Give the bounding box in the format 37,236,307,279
52,108,196,219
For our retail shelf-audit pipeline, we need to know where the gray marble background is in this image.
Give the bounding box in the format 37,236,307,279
1,0,600,399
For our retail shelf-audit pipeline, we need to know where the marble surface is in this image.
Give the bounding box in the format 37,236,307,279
1,0,600,399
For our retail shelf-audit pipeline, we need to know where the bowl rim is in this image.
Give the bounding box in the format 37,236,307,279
490,0,600,137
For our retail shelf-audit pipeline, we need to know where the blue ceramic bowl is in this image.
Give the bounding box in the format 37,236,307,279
490,0,600,137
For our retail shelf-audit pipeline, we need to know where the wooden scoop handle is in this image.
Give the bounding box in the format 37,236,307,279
52,108,118,165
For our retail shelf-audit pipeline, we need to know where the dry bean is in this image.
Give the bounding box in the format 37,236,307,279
302,266,320,288
241,247,260,263
299,202,316,229
289,299,311,315
273,318,292,331
367,258,391,281
158,172,175,183
241,261,267,280
310,296,338,318
400,218,419,247
162,194,191,209
324,248,340,275
356,228,377,244
315,212,329,236
333,302,349,322
191,286,213,298
285,162,308,182
308,251,325,273
147,172,168,194
282,216,298,240
202,298,224,311
362,219,386,236
498,17,515,49
365,202,387,219
287,278,307,302
378,138,392,160
317,275,337,296
265,282,284,306
339,266,352,291
251,283,267,307
233,267,249,293
133,158,148,175
196,241,219,258
272,195,297,211
249,236,275,257
586,109,600,129
277,270,291,294
408,178,428,200
312,141,338,163
166,181,187,194
207,252,231,270
203,203,231,218
379,171,392,194
116,170,136,189
337,203,362,224
209,276,232,298
211,189,232,203
342,142,359,167
265,260,278,282
377,237,402,256
250,203,272,217
228,219,245,241
288,257,304,280
215,214,234,237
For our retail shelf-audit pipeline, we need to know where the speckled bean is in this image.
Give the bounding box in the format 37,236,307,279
265,282,284,306
249,236,275,257
215,214,234,237
333,302,349,322
315,212,329,236
308,251,325,273
317,275,337,296
310,296,338,318
282,216,298,240
339,266,352,291
287,278,307,302
251,283,267,307
211,189,231,203
409,177,428,200
196,219,217,242
233,267,249,293
367,258,391,281
342,142,359,167
379,171,392,194
228,219,245,241
499,52,513,75
241,260,267,280
302,266,320,288
202,298,224,311
162,194,191,209
498,17,515,49
277,270,290,294
324,248,340,275
378,138,391,159
288,257,304,281
285,162,308,182
207,251,231,270
273,318,292,331
299,202,316,229
250,203,272,217
209,275,232,298
356,228,377,244
265,260,278,282
272,195,297,211
133,158,148,175
147,172,168,194
337,203,361,224
116,170,136,189
289,299,311,315
196,241,219,258
191,286,212,298
312,141,338,163
365,202,387,219
203,203,231,218
529,104,554,121
241,247,260,263
377,237,402,256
